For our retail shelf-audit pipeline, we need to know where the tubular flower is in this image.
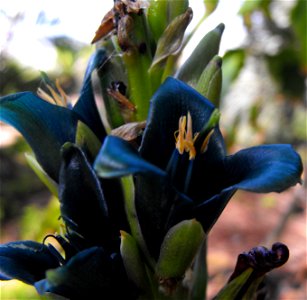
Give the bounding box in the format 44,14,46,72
94,77,303,258
0,49,107,181
0,50,132,298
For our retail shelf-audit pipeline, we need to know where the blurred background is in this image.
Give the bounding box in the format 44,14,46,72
0,0,306,299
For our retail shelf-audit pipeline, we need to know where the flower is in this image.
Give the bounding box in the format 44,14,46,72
94,77,303,258
214,243,290,299
0,50,133,298
0,48,107,181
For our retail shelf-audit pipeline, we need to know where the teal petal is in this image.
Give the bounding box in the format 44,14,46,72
59,143,111,249
227,144,303,193
73,48,107,140
0,92,78,181
194,144,303,232
36,247,136,298
0,240,60,285
140,77,226,171
94,135,166,178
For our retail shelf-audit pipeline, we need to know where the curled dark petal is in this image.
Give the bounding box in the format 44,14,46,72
229,243,289,282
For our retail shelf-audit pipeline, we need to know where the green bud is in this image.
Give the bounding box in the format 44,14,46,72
176,23,225,86
156,219,205,283
196,55,222,106
147,1,168,42
151,7,193,69
147,0,189,43
204,0,219,17
168,0,189,23
120,230,150,290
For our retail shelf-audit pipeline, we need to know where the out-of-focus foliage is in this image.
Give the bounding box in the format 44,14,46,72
0,57,41,95
0,138,44,223
20,196,61,241
1,279,38,299
225,0,306,99
221,0,306,148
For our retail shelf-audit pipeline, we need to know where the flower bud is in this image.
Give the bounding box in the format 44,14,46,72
156,219,205,293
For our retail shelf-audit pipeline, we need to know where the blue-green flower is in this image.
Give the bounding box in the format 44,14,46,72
0,49,132,297
0,142,132,298
0,48,107,181
94,77,303,258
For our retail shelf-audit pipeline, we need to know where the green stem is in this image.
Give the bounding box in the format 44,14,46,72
120,176,155,269
122,13,153,121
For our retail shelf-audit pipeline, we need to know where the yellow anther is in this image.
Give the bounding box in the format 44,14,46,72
176,115,187,154
55,79,69,106
37,79,69,107
46,84,63,106
37,87,56,104
175,112,199,160
200,129,214,153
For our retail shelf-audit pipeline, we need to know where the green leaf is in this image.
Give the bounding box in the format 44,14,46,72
25,153,58,198
175,23,224,86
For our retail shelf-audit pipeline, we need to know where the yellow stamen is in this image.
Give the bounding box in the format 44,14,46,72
37,87,57,104
176,115,187,154
175,112,198,160
37,79,69,107
55,79,68,106
46,84,63,106
200,129,214,153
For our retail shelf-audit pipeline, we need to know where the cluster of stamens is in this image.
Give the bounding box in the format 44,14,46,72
175,112,199,160
175,112,215,160
37,79,69,107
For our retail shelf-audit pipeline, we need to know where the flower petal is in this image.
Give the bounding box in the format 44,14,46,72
193,144,303,233
59,143,112,249
94,135,166,178
73,49,107,140
36,247,136,298
193,187,236,233
140,77,226,171
226,144,303,193
0,92,79,181
0,241,60,285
